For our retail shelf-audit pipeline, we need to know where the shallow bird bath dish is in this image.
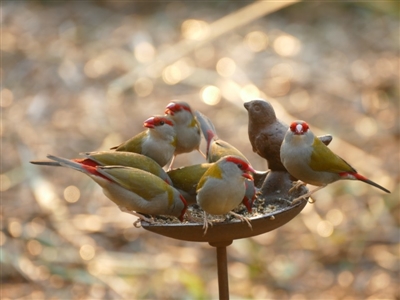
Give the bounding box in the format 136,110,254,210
142,171,308,300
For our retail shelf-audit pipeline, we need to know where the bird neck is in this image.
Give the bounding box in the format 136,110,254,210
150,128,176,142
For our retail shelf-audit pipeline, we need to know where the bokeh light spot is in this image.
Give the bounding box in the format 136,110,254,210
326,208,344,226
134,77,154,97
163,65,182,85
240,84,260,102
273,34,301,57
270,63,294,79
355,116,377,138
64,185,80,203
181,19,210,40
8,220,22,237
317,220,334,237
84,58,110,78
162,58,193,85
201,85,221,106
80,244,96,261
134,41,155,63
27,239,43,256
216,57,236,77
245,30,269,52
337,270,354,287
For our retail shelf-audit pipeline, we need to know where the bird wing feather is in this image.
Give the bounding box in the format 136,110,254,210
196,164,223,191
310,137,356,173
168,164,210,192
98,166,169,200
111,131,146,152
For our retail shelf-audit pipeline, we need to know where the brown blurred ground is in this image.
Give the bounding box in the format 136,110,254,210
1,1,399,299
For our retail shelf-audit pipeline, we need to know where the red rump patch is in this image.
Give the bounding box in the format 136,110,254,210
74,158,99,168
178,194,188,221
339,172,364,181
73,159,110,181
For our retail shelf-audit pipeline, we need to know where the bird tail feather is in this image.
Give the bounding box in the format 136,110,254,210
30,160,62,167
195,111,218,141
353,173,390,193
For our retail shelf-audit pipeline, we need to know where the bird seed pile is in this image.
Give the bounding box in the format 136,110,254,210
147,194,290,226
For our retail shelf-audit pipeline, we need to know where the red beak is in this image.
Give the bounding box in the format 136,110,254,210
164,103,176,115
242,173,254,181
143,117,155,129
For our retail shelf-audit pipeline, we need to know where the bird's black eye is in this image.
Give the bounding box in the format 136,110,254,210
237,163,243,169
159,121,165,125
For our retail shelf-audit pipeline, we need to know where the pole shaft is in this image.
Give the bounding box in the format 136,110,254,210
216,245,229,300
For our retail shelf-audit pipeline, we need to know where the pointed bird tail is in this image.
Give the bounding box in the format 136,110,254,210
194,111,218,141
46,154,108,180
194,111,219,158
346,172,390,193
30,160,62,167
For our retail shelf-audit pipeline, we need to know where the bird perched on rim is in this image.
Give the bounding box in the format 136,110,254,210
44,154,188,223
244,99,333,172
280,120,390,204
167,163,256,213
196,156,256,234
111,115,176,168
31,151,173,185
164,101,204,169
194,110,258,212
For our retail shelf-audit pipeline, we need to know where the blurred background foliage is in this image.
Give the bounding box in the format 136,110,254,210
1,1,399,299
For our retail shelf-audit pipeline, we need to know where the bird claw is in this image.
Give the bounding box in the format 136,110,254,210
199,149,206,159
202,212,213,235
119,207,155,227
291,194,308,205
291,185,326,205
229,211,252,230
133,219,142,228
288,180,307,194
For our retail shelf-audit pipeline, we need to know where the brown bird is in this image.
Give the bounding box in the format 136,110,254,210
244,99,333,172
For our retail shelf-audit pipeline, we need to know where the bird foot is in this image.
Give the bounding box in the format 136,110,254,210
289,180,307,194
229,211,252,230
166,155,177,172
119,207,154,228
291,193,310,205
184,210,203,223
202,212,214,235
198,149,207,159
291,185,326,205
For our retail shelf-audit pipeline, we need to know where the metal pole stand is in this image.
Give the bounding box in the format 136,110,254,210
209,240,233,300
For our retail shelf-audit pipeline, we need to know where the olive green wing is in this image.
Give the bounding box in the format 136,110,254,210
111,131,146,153
99,166,170,200
309,138,356,173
